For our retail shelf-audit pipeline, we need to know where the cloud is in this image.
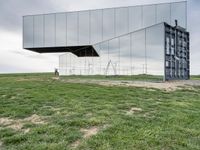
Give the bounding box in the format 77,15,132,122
0,0,56,32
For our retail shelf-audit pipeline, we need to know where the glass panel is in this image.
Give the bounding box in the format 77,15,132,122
100,41,109,74
103,8,115,40
78,11,90,45
93,44,102,74
59,54,67,75
44,14,55,47
23,16,34,48
143,5,156,27
119,34,131,75
128,7,134,32
156,3,170,24
108,38,119,75
67,12,78,46
90,9,103,44
131,29,145,75
56,13,66,46
146,24,164,76
131,6,142,31
78,56,86,75
34,15,44,47
70,54,77,75
115,7,128,36
171,2,186,28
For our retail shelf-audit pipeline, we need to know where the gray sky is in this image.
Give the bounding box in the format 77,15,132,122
0,0,199,74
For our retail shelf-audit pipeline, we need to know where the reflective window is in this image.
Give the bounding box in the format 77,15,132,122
90,10,103,44
128,7,134,32
100,41,109,72
143,5,156,27
78,11,90,45
131,6,142,31
34,15,44,47
44,14,55,47
103,8,115,40
23,16,34,48
131,29,145,75
156,3,170,24
115,7,128,36
166,61,170,67
108,38,119,75
56,13,66,46
166,37,170,54
67,12,78,46
146,24,164,75
93,44,101,74
119,35,131,75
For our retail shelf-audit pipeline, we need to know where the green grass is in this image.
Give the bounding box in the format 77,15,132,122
0,73,200,150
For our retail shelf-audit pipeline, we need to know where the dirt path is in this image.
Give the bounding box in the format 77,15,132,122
61,79,200,91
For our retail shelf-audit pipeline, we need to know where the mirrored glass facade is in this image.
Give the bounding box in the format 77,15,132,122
23,1,187,48
23,1,189,80
59,23,165,76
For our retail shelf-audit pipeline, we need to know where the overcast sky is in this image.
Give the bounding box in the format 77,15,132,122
0,0,199,74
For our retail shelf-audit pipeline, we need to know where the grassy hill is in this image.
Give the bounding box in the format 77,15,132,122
0,73,200,150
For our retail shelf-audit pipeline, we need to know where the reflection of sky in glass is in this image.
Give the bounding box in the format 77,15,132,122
60,23,165,75
90,10,103,44
24,1,187,48
33,15,44,47
67,12,78,46
44,14,55,47
23,16,33,48
22,1,187,76
56,13,66,46
78,11,90,45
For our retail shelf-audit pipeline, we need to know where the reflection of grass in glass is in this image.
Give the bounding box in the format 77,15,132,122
191,75,200,80
0,73,200,149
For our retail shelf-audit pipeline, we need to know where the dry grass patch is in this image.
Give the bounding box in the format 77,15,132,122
23,114,45,124
0,114,46,133
16,78,45,82
61,78,200,92
0,141,3,147
126,107,142,115
71,140,81,149
1,95,6,98
71,126,105,148
80,126,99,139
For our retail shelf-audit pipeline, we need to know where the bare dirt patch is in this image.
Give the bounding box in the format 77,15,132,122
7,121,23,131
0,114,46,133
71,140,81,149
71,125,107,148
80,126,99,138
24,114,45,124
52,77,59,80
16,78,45,82
0,141,3,147
126,107,142,115
61,79,200,91
0,118,13,126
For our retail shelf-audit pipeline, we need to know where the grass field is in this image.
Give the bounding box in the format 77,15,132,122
0,73,200,150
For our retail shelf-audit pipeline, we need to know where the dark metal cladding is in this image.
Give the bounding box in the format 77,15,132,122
164,23,190,80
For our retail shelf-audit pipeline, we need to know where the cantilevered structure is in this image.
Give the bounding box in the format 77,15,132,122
23,1,189,80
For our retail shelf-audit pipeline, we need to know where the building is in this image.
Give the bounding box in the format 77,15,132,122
23,1,189,80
